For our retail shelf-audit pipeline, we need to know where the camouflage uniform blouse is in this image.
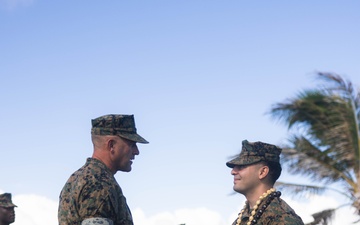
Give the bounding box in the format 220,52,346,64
232,196,304,225
58,158,133,225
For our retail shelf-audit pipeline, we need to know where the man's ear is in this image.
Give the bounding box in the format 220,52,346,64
258,165,269,180
107,139,115,151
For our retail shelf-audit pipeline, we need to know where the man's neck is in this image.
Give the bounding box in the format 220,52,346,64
246,186,273,208
92,152,116,175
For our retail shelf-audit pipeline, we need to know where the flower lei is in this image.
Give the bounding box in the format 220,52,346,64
236,188,281,225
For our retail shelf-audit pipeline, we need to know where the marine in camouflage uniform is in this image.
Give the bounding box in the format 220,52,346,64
226,140,304,225
58,114,149,225
0,193,17,225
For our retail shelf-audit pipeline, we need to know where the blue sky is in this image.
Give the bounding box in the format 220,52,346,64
1,1,360,225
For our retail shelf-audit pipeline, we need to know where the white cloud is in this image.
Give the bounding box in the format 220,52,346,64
281,195,359,225
133,207,225,225
11,193,58,225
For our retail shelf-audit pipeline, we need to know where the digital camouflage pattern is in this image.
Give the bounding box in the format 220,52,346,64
81,217,113,225
91,114,149,144
58,158,133,225
226,140,282,168
0,193,17,208
232,195,304,225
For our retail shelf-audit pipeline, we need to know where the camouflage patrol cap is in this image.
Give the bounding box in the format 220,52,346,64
91,114,149,144
0,193,17,208
226,140,282,168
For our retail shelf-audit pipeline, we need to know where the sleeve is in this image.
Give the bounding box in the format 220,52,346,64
77,182,116,221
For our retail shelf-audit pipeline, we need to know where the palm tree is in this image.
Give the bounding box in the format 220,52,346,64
268,72,360,225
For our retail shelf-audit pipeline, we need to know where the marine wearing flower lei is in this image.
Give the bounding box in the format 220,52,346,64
236,188,281,225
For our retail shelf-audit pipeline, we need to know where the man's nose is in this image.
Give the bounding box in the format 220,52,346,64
133,145,140,155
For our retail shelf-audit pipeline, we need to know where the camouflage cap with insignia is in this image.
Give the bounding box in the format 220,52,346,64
226,140,282,168
91,114,149,144
0,193,17,208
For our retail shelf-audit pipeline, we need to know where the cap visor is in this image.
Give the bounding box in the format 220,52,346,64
118,133,149,144
226,159,261,168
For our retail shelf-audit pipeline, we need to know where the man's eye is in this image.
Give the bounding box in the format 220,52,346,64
129,142,136,147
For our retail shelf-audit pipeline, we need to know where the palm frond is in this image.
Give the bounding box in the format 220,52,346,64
275,181,352,200
271,90,356,153
275,182,327,198
268,73,359,186
280,137,356,190
315,72,360,170
316,72,357,102
305,209,335,225
267,72,360,223
268,73,360,169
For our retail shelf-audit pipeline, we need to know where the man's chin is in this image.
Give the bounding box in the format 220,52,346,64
119,166,132,172
233,187,243,194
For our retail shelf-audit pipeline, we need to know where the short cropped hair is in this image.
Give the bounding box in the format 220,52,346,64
260,161,282,184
